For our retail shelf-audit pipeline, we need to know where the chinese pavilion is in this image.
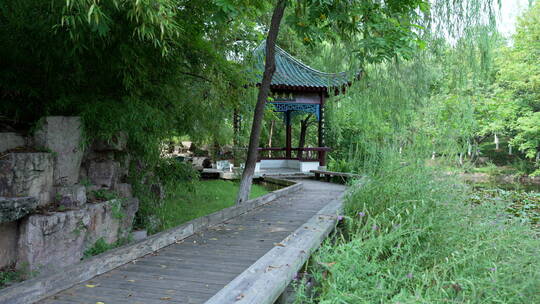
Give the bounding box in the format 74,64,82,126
252,43,358,173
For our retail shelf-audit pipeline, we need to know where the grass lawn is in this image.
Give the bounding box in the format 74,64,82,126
153,180,270,233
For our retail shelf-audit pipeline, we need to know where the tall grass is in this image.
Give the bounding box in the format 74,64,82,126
295,152,540,303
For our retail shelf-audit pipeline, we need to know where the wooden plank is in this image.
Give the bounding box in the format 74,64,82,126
204,192,346,304
310,169,361,178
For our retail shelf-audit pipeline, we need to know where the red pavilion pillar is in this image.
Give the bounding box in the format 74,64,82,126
318,93,326,167
285,111,292,159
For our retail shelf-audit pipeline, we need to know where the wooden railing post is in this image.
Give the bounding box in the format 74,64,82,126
317,150,324,166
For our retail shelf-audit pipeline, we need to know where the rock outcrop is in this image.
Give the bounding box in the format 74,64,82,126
0,153,54,206
0,197,39,223
0,221,19,268
17,208,90,271
0,116,139,273
55,185,87,209
34,116,84,186
0,132,26,153
17,198,138,272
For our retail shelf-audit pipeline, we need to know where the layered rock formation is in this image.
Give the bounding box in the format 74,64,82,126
0,117,138,271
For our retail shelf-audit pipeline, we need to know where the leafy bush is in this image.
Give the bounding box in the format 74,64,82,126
0,268,25,289
82,238,115,259
82,236,132,259
156,158,200,188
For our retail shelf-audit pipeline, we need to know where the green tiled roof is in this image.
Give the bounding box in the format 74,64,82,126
253,43,354,91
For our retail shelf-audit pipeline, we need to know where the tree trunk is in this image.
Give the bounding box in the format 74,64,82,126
236,0,286,205
494,133,499,150
268,119,275,157
298,114,312,159
233,109,240,166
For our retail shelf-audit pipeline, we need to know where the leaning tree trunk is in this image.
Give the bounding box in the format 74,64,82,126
298,114,313,159
236,0,286,205
233,109,240,166
268,119,275,157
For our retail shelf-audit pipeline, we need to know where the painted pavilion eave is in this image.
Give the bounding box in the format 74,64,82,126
252,42,360,96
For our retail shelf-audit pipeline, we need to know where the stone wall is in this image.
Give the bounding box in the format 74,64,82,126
0,117,139,273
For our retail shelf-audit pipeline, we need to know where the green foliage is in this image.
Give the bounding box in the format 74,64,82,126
294,153,540,303
156,159,200,188
82,236,132,259
90,189,118,202
0,267,26,289
471,2,540,167
147,180,270,234
83,238,115,259
288,0,429,63
293,3,540,301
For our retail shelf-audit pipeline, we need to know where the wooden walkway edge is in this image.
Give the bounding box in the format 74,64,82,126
204,192,346,304
0,179,303,304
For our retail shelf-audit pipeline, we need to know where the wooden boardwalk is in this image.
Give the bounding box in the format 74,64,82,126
39,180,346,304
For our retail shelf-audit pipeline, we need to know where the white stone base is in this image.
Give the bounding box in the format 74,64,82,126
256,159,320,173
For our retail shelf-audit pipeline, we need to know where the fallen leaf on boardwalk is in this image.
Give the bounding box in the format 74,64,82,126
96,302,105,304
160,296,172,300
209,238,218,240
127,280,136,282
85,284,97,288
160,265,167,268
274,242,286,247
236,293,245,301
267,227,287,233
265,265,283,272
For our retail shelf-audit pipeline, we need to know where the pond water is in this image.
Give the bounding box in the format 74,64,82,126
255,179,285,192
467,179,540,229
470,180,540,193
